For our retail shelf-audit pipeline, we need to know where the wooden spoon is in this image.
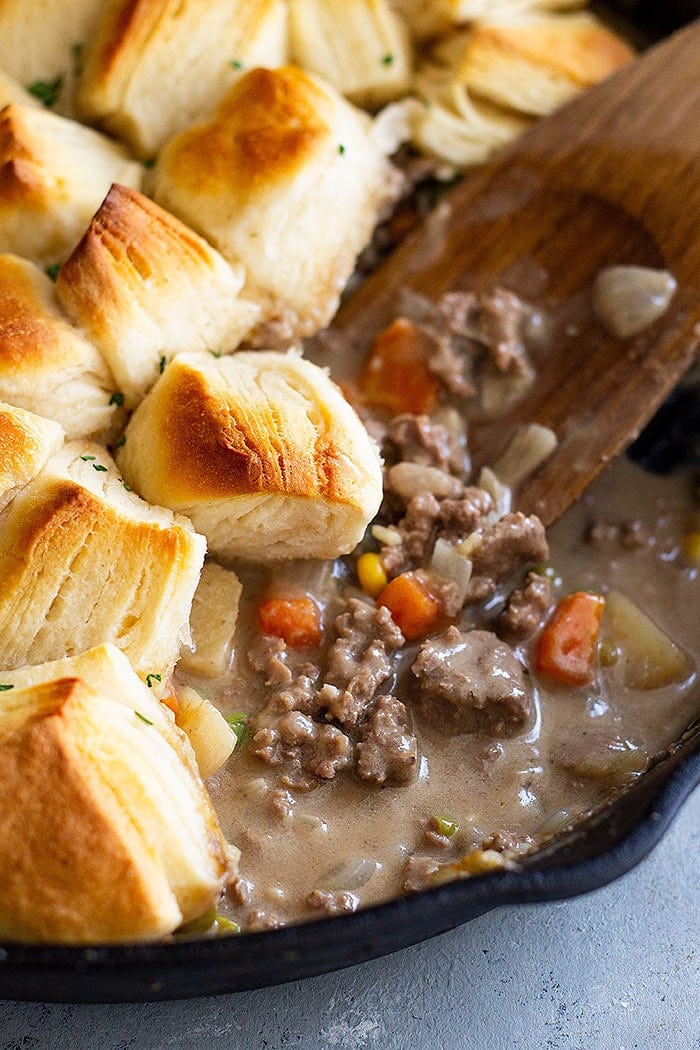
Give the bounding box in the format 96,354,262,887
333,20,700,526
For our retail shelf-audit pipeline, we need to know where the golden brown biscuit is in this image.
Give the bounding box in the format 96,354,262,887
394,0,585,41
0,441,206,680
78,0,288,157
153,66,401,340
448,13,634,116
116,351,383,562
0,103,142,266
0,644,234,943
56,185,258,408
0,400,64,511
288,0,412,108
0,1,105,117
0,253,124,439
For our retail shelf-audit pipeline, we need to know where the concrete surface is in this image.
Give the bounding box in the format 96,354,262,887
1,788,698,1050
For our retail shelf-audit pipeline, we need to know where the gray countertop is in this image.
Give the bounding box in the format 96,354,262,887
2,787,698,1050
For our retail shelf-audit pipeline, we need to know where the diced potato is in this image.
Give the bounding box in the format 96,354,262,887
603,591,692,690
174,685,236,780
179,562,242,678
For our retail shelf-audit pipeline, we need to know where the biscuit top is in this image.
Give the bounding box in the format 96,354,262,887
0,401,64,508
159,67,336,201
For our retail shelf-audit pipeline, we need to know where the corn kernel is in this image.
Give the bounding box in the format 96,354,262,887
682,531,700,565
357,552,388,598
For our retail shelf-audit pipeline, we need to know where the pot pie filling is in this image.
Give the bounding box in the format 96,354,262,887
0,2,696,942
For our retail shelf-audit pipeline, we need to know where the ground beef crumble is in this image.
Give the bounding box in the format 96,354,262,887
499,571,553,640
355,695,418,785
319,599,405,727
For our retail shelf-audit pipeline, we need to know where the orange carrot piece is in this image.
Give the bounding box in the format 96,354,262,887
378,572,443,641
258,596,322,648
536,591,606,686
358,318,440,416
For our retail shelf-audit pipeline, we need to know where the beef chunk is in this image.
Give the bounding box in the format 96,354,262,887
401,855,440,894
499,571,553,640
319,599,405,727
383,413,466,474
411,626,532,735
466,513,548,602
356,695,419,785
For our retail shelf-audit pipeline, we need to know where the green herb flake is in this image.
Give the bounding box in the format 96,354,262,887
45,262,61,281
109,392,125,407
121,480,132,492
114,434,126,448
159,355,167,374
0,684,14,691
72,43,84,78
338,144,346,155
208,347,223,359
143,156,156,169
92,463,108,472
146,673,162,689
80,454,96,461
381,53,394,66
27,75,64,108
135,711,154,726
432,815,459,838
230,59,244,70
225,712,249,748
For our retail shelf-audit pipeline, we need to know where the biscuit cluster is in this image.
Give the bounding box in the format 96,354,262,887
0,0,632,943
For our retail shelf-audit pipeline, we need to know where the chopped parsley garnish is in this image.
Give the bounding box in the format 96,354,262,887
146,673,162,689
230,59,244,70
121,480,132,492
143,156,156,169
45,263,61,281
27,76,64,108
114,434,126,448
72,43,84,79
0,684,14,691
80,454,96,461
208,347,223,359
225,712,249,748
159,355,167,374
92,463,108,472
381,53,394,66
135,711,154,726
338,144,346,155
109,392,125,407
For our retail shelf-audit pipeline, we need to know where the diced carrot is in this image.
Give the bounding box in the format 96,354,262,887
377,572,443,641
536,591,606,686
258,596,322,648
160,694,179,717
358,318,440,416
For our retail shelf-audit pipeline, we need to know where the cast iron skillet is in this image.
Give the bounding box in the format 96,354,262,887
1,0,698,1003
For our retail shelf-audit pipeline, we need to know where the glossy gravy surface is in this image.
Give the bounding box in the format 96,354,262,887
191,456,698,928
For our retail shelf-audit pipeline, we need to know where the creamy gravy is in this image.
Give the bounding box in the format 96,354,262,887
187,455,698,929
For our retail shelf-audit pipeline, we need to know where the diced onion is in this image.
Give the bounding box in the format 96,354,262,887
593,265,677,339
320,858,380,892
430,538,473,606
478,465,512,521
388,461,461,501
491,424,557,489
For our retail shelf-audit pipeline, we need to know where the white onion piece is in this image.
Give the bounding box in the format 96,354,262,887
372,524,402,546
388,462,462,501
593,265,677,339
430,538,473,606
492,424,557,489
477,465,512,522
321,858,380,892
